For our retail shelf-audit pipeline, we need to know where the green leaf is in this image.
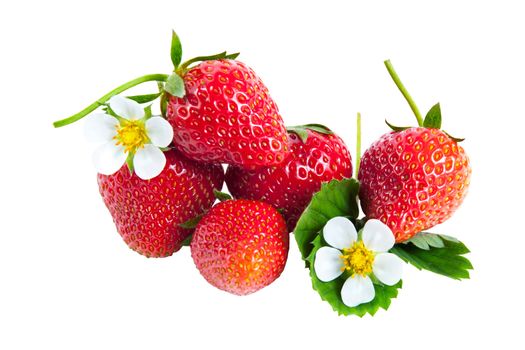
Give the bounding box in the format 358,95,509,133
170,30,183,68
164,73,186,98
423,103,442,129
385,119,411,131
404,232,445,250
302,123,333,135
294,178,359,260
391,234,473,280
307,235,402,317
179,215,203,229
213,189,232,202
126,92,162,104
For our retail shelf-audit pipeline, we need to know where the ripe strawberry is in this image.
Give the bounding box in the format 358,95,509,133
190,199,289,295
225,125,353,232
357,60,471,242
97,150,224,257
166,59,289,168
358,127,471,242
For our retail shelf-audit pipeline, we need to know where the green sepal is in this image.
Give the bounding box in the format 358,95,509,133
181,234,193,246
179,215,203,230
143,104,153,119
287,124,333,143
294,178,359,261
224,52,240,60
423,103,442,129
170,30,183,69
391,233,473,280
126,92,162,104
443,130,465,143
164,73,186,98
385,119,411,132
307,235,402,317
125,153,134,175
160,91,168,118
213,189,232,202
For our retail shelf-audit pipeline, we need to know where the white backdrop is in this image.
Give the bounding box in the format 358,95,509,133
1,0,522,349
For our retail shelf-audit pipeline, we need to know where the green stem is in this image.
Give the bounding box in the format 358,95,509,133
384,60,423,126
355,112,362,178
53,73,169,128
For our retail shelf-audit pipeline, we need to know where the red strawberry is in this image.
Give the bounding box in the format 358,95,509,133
358,127,471,242
225,125,353,232
357,60,471,242
190,199,289,295
97,149,224,257
166,59,289,168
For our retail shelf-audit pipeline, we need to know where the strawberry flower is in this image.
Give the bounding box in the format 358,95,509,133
84,96,173,180
314,217,403,307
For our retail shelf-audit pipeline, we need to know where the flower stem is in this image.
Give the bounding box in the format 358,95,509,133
384,60,423,126
53,74,169,128
355,112,362,178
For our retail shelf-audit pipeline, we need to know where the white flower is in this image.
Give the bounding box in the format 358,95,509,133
314,217,404,308
84,95,174,180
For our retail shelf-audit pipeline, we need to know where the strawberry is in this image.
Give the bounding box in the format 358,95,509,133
166,59,289,168
225,125,353,232
357,60,471,242
97,149,224,257
358,127,471,242
190,199,289,295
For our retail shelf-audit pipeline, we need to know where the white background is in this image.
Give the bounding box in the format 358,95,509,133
1,0,522,349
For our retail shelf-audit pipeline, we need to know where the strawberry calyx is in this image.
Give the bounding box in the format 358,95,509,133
286,123,333,143
164,30,239,100
179,189,232,231
53,30,238,128
384,59,465,142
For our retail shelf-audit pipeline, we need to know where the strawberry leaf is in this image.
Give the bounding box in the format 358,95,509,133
391,233,473,280
287,124,333,143
307,235,402,317
294,178,359,261
170,30,183,69
165,73,186,98
423,103,442,129
443,130,465,143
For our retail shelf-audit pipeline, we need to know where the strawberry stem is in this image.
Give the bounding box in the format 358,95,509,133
53,74,169,128
355,112,362,178
384,60,424,127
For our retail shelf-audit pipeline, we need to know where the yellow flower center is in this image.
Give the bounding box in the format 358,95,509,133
341,241,374,277
114,120,149,153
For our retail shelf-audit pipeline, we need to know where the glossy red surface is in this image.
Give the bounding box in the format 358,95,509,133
225,130,352,232
358,127,471,242
97,150,224,257
166,59,289,168
191,199,289,295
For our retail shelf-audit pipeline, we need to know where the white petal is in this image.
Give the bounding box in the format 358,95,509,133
84,113,119,143
92,142,127,175
362,219,395,252
373,253,404,286
341,275,375,308
133,144,166,180
323,217,357,250
314,247,344,282
146,117,174,148
108,95,144,120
